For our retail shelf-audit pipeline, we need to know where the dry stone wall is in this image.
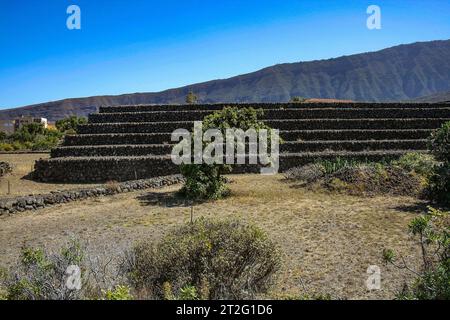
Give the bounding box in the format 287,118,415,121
0,175,184,215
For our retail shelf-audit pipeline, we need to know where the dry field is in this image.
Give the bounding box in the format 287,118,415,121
0,156,426,299
0,153,100,198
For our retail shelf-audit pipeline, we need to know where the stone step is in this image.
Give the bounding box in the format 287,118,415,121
77,118,450,134
89,108,450,123
98,102,450,113
34,150,424,183
52,140,427,157
63,129,434,146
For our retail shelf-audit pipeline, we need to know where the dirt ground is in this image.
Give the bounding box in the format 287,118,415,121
0,171,425,300
0,153,100,198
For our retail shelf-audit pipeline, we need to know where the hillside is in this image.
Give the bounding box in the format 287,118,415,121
1,39,450,121
411,90,450,103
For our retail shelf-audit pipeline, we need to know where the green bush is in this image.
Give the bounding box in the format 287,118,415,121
55,116,87,133
180,164,229,200
429,121,450,163
31,134,61,150
103,285,133,300
0,123,63,151
428,164,450,205
0,143,13,152
393,152,437,179
180,107,275,200
383,207,449,299
123,219,281,300
428,122,450,206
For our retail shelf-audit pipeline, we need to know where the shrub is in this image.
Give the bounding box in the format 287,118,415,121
0,143,13,152
122,219,281,300
428,164,450,205
428,122,450,206
31,135,60,150
273,292,332,300
324,165,424,196
180,107,276,200
429,121,450,163
0,123,63,151
55,116,87,133
103,285,133,300
393,152,437,179
0,161,12,177
12,141,24,150
383,207,449,299
286,158,424,197
180,164,229,200
2,240,86,300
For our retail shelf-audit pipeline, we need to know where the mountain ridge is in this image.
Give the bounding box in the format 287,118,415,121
1,39,450,121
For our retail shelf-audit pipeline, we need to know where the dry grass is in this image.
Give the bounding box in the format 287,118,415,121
0,153,101,198
0,173,425,300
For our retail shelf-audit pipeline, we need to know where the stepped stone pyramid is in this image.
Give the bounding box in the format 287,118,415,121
34,103,450,182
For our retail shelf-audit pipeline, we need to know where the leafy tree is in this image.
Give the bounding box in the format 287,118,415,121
179,107,275,200
11,123,45,142
185,91,198,104
55,116,87,133
428,121,450,206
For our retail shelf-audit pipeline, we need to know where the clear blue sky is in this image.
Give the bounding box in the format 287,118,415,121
0,0,449,109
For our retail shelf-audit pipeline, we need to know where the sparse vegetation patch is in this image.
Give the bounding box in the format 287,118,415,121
284,156,427,197
383,207,449,300
122,218,281,300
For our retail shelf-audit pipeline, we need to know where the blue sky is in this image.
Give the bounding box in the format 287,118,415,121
0,0,449,109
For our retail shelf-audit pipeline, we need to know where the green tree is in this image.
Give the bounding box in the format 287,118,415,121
180,107,275,200
185,91,198,104
55,116,87,133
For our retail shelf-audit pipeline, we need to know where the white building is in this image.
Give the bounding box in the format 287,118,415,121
14,116,48,130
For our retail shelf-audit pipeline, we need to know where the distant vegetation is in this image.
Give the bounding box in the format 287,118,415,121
185,91,198,104
55,115,87,134
290,96,307,103
0,116,86,151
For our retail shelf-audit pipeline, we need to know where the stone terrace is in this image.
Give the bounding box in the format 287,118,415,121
33,103,450,182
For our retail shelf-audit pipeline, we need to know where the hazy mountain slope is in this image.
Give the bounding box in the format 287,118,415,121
1,39,449,121
411,90,450,103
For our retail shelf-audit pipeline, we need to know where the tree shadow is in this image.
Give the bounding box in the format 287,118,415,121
391,202,429,214
137,191,199,208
